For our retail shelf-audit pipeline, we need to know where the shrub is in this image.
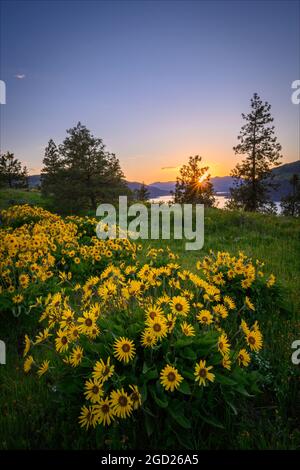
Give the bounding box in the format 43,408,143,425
22,244,278,449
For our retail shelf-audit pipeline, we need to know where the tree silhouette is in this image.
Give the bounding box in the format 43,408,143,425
41,123,129,213
174,155,215,206
227,93,282,213
280,174,300,216
0,152,28,188
41,139,62,197
135,182,150,202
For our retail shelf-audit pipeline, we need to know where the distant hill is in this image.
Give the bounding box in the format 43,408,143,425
210,176,234,194
149,161,300,200
28,160,300,201
28,174,41,187
268,160,300,200
127,182,170,198
149,181,176,192
272,160,300,177
27,176,170,199
149,177,235,194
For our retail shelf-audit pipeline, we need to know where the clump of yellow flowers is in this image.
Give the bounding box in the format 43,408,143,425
0,205,278,434
0,205,137,308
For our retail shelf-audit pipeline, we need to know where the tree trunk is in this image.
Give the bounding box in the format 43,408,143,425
251,117,257,212
90,193,97,212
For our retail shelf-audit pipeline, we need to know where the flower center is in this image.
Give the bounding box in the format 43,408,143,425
167,372,176,382
85,318,93,327
122,343,130,353
61,336,68,345
119,396,128,407
175,303,183,311
92,385,99,394
249,336,255,345
153,323,161,332
199,368,207,378
101,404,110,414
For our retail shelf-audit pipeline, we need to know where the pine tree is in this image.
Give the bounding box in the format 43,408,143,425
173,155,215,206
135,182,150,201
0,152,28,188
41,139,62,197
280,174,300,216
41,123,129,213
227,93,282,213
21,166,29,189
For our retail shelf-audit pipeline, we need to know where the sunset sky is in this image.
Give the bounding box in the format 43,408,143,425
0,0,299,183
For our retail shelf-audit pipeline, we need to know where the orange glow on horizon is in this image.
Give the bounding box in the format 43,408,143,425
123,156,233,184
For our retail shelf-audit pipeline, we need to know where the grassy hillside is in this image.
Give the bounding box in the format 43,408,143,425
140,208,300,315
0,188,298,312
0,192,299,450
0,188,51,210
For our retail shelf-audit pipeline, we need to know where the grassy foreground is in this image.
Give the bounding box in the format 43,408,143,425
0,191,299,450
0,188,51,210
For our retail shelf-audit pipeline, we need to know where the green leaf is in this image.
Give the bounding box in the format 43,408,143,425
150,387,168,408
144,413,155,437
236,385,253,397
141,383,147,403
199,413,225,429
182,369,195,381
180,347,197,360
144,368,159,382
175,338,194,348
178,381,192,395
142,361,150,374
214,373,237,386
227,401,238,415
168,405,191,429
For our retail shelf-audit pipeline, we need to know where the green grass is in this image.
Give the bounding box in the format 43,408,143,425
0,188,52,210
0,191,299,449
140,208,300,315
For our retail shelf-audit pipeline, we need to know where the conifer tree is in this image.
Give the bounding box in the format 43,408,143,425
174,155,215,206
41,139,61,197
41,123,129,213
227,93,282,213
280,174,300,216
0,152,28,188
135,182,150,201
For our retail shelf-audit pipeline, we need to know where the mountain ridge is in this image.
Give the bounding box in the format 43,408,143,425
28,160,300,200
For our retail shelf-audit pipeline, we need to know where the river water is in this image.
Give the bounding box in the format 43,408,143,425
149,194,282,212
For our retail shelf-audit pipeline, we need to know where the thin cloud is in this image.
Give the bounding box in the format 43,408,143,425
15,74,26,79
161,166,180,171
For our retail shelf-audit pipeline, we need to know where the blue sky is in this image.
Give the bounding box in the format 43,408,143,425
0,0,299,182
